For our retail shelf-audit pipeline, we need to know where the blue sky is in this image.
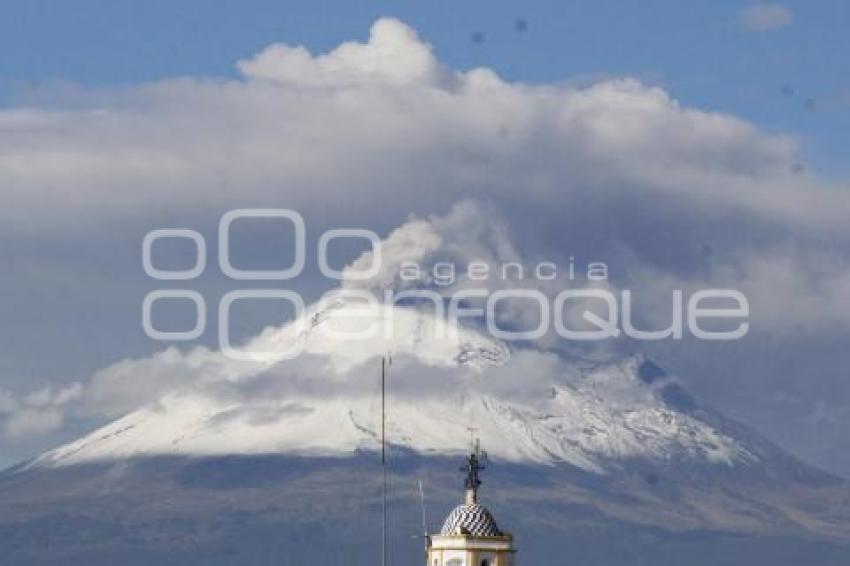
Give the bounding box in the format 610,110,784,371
1,1,848,174
1,2,850,478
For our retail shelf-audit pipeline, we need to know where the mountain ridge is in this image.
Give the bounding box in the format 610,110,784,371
2,301,849,565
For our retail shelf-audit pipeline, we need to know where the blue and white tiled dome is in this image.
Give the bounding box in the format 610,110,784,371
440,503,503,537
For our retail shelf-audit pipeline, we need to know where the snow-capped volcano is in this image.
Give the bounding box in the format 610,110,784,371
4,300,850,566
32,300,752,473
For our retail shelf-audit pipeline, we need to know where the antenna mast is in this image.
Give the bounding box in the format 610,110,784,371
418,480,427,538
381,355,390,566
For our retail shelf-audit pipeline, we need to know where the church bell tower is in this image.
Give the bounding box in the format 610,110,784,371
426,442,516,566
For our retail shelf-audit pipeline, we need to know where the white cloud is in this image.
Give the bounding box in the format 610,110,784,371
0,383,82,439
739,4,794,32
237,18,445,87
342,214,443,291
5,408,64,439
1,17,842,242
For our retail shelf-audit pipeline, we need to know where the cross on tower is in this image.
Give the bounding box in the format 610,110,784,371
460,436,488,504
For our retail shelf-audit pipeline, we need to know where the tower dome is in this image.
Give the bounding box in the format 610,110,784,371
440,502,503,536
426,442,516,566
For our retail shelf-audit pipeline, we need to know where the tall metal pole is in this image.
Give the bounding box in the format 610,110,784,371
381,356,387,566
418,480,427,538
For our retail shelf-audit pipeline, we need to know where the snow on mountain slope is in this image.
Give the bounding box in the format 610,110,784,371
30,299,754,473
